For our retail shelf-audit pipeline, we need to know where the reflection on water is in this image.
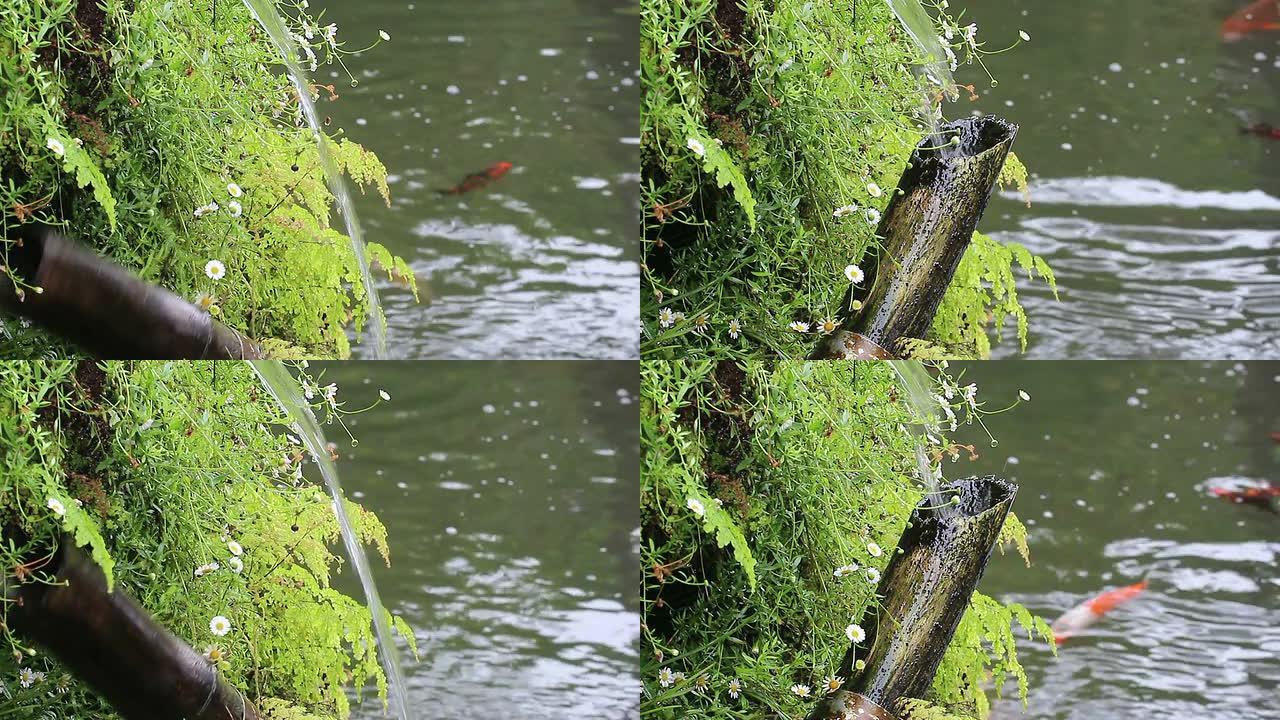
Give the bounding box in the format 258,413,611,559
954,362,1280,719
311,0,638,359
955,0,1280,358
313,362,639,718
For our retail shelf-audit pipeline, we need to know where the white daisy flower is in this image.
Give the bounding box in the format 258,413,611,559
209,615,232,637
728,677,741,699
228,556,244,574
833,203,858,218
227,540,243,556
226,182,242,198
865,567,881,584
825,675,844,692
658,667,674,687
790,684,811,698
846,623,866,643
47,497,66,517
845,264,865,284
865,208,881,224
728,318,741,340
866,182,882,198
658,307,675,328
205,260,226,281
686,496,705,517
833,563,858,578
867,541,882,558
789,320,809,333
46,137,66,157
687,137,705,157
227,200,242,218
18,668,36,688
817,317,838,335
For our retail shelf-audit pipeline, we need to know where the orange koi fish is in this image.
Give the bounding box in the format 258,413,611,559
439,161,513,195
1049,580,1148,644
1222,0,1280,40
1242,123,1280,141
1210,484,1280,513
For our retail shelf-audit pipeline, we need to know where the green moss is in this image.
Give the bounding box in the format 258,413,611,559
640,360,1049,718
641,0,1054,359
0,1,415,358
0,360,414,718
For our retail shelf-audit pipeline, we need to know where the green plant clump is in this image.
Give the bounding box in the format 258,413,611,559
0,0,416,358
0,360,415,718
640,360,1053,719
641,0,1054,359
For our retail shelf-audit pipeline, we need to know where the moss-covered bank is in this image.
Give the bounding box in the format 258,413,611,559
640,0,1055,359
0,1,415,358
0,360,413,718
640,360,1052,718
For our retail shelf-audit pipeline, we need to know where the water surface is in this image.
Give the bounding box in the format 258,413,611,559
953,361,1279,719
955,0,1280,358
312,0,639,358
313,362,639,718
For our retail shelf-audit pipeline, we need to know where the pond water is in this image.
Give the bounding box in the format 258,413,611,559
311,362,639,718
952,361,1280,719
953,0,1280,358
310,0,639,359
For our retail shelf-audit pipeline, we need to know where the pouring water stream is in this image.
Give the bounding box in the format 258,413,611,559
887,361,956,518
250,361,409,719
240,0,388,359
882,0,958,146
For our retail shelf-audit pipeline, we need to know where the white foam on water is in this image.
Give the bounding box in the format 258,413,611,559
1005,176,1280,211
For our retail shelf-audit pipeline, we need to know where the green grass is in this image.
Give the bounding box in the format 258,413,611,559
0,360,414,719
640,360,1052,718
640,0,1055,359
0,0,415,358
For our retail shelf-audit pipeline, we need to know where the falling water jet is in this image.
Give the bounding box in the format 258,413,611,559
882,0,959,143
250,360,409,720
0,224,262,359
240,0,388,359
807,476,1018,720
886,361,954,518
6,541,261,720
811,116,1017,360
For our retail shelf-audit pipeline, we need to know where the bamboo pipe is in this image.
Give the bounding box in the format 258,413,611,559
6,541,260,720
812,116,1018,360
0,224,262,358
808,476,1017,719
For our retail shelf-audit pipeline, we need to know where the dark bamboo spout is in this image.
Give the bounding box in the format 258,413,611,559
0,224,262,358
808,476,1017,720
6,541,260,720
812,116,1018,359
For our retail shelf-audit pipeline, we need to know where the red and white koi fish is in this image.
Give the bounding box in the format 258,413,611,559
439,161,513,195
1210,484,1280,513
1049,580,1148,644
1222,0,1280,40
1242,123,1280,141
